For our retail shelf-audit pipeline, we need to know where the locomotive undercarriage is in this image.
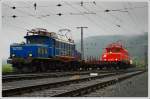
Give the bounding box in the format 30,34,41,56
11,58,82,73
11,58,131,73
99,61,130,69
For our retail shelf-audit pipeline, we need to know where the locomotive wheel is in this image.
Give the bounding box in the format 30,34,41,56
39,62,46,72
31,66,37,72
12,63,23,73
12,63,19,73
115,66,120,70
21,66,29,73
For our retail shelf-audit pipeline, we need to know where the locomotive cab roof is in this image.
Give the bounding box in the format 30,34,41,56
105,42,129,53
26,28,57,38
25,28,75,44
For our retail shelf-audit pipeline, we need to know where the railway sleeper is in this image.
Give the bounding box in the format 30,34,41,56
54,71,143,97
4,72,143,97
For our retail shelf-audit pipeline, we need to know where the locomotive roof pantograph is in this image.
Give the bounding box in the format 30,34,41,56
26,28,74,44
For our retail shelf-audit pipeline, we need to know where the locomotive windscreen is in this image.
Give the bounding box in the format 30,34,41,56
26,36,47,44
106,48,121,53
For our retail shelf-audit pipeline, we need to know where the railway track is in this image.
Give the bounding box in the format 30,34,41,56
52,71,144,97
3,69,145,97
3,70,112,82
3,68,139,82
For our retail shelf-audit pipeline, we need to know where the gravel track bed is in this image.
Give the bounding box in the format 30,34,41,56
84,72,148,97
16,71,141,97
3,74,90,90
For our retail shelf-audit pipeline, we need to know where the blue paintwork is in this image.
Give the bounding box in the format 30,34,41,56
10,44,49,58
10,35,79,59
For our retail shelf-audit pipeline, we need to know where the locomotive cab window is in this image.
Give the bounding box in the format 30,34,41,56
38,47,48,55
63,43,65,49
59,42,61,48
56,41,59,48
72,45,75,50
26,36,47,44
106,48,111,52
69,44,71,51
65,43,67,50
67,44,69,50
112,48,120,52
106,48,120,53
61,43,63,49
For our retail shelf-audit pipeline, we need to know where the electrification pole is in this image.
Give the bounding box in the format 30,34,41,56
145,45,148,70
77,27,88,60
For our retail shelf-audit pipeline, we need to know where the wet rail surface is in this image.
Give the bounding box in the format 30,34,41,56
2,69,145,97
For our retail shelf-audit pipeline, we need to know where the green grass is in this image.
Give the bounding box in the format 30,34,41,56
2,64,14,73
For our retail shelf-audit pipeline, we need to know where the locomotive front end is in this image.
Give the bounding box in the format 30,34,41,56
100,42,131,69
9,43,49,72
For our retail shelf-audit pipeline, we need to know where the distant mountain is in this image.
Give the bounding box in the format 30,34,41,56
75,33,148,63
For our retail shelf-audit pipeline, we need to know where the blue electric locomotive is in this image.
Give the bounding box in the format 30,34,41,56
9,28,81,72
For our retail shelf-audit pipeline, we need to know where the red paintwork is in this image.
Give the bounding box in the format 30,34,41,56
101,42,130,63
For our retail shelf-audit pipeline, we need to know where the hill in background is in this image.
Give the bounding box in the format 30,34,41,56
75,32,148,67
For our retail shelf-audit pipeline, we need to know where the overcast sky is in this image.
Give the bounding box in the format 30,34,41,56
0,0,148,59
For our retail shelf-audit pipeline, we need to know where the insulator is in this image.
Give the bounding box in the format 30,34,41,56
57,4,62,7
11,6,16,9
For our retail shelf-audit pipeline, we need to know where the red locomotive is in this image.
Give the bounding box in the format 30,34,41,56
100,42,132,69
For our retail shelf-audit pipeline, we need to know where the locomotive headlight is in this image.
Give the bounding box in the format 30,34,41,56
115,58,118,61
103,55,107,57
29,53,32,57
12,54,15,57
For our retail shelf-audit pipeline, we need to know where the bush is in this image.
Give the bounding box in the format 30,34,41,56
2,64,14,73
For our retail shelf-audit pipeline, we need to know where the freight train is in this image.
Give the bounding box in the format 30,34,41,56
8,28,132,73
